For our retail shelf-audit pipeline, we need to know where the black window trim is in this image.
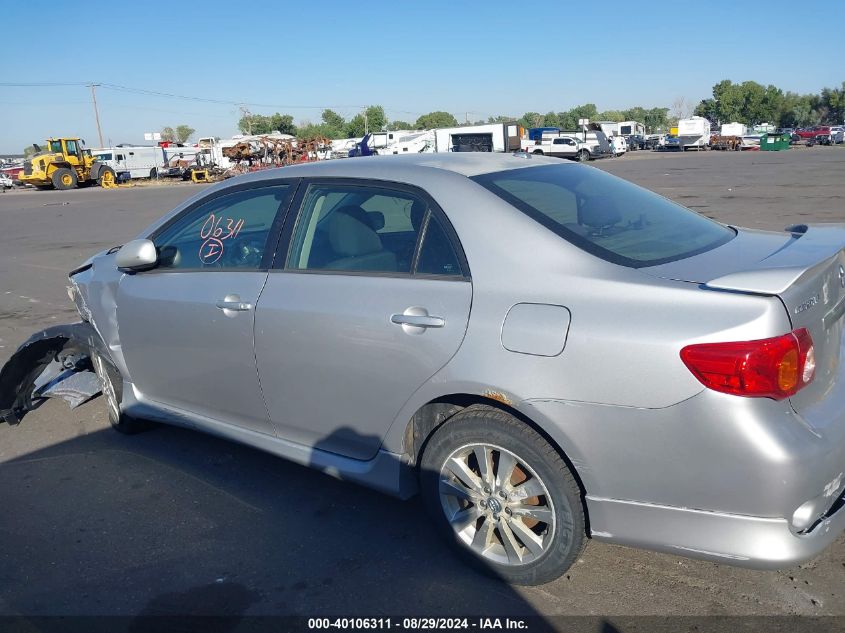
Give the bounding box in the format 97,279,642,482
471,166,736,269
138,177,302,274
271,177,471,281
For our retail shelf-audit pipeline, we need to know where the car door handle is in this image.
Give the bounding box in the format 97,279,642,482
391,311,445,329
216,295,253,312
216,300,253,311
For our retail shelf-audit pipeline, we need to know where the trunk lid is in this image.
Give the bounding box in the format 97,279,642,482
643,224,845,415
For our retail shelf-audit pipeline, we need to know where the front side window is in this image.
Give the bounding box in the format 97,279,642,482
152,186,290,270
472,164,734,267
65,140,78,155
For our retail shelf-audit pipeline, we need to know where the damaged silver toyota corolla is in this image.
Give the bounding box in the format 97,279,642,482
3,153,845,585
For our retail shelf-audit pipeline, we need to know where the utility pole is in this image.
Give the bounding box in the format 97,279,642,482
364,110,368,135
239,105,252,134
88,84,104,147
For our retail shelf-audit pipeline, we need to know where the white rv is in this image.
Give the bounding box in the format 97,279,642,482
433,123,522,153
677,116,712,150
618,121,645,137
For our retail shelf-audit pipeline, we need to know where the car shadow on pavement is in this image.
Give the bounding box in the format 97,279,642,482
0,415,573,630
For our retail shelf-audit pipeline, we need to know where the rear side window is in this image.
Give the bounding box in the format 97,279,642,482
287,184,427,274
416,214,462,276
472,165,734,267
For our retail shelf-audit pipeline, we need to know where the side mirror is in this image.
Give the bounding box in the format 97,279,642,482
116,239,158,271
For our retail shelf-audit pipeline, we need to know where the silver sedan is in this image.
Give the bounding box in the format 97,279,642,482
2,153,844,585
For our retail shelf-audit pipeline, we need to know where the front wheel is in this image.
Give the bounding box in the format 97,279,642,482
52,167,77,190
420,406,586,585
91,352,154,434
577,149,590,162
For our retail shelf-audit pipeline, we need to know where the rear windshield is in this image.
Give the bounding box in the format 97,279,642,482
471,164,734,267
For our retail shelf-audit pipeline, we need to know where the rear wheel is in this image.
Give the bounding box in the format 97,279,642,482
98,167,116,188
90,352,154,434
577,149,590,162
51,167,77,190
420,406,586,585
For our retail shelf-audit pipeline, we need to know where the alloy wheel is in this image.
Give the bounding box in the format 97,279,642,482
438,443,555,566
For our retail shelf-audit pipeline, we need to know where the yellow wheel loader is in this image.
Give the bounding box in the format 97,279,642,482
19,138,116,190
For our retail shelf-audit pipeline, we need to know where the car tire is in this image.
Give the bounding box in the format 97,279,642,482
150,168,158,179
90,352,154,435
577,150,590,162
51,167,77,190
420,405,586,585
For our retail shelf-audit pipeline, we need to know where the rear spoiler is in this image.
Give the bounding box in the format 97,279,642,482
705,225,845,296
705,267,812,295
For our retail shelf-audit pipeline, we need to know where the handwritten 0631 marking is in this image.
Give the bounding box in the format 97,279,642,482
198,213,245,264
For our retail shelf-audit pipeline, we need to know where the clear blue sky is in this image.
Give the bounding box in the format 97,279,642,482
1,0,842,153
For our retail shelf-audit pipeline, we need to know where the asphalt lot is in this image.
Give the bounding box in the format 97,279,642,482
1,147,844,622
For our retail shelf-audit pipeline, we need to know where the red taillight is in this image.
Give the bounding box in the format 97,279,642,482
680,328,815,400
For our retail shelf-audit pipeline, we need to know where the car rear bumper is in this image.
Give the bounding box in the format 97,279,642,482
586,491,845,568
522,389,845,567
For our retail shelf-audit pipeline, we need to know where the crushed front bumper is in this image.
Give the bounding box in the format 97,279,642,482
0,322,106,424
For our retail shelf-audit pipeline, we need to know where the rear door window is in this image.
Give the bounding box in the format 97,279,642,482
472,165,734,267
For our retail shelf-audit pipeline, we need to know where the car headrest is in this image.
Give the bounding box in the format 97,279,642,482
333,205,384,231
580,196,622,229
329,211,383,257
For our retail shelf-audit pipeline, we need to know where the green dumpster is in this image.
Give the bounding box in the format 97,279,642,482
760,132,790,151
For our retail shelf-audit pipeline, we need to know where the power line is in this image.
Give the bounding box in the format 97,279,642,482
0,81,428,116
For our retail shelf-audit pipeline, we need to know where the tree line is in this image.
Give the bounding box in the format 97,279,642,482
28,79,833,156
233,105,674,140
694,80,844,128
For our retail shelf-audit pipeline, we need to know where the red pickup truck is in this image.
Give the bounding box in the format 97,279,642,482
794,126,830,139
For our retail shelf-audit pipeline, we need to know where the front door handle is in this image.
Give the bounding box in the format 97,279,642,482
391,307,444,334
216,294,253,316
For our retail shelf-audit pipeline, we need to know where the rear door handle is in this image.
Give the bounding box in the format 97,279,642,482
391,307,445,333
216,294,253,313
391,314,444,328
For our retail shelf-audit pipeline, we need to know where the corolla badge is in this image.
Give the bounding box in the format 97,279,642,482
795,295,819,314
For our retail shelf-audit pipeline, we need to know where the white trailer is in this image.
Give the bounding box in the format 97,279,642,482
433,123,523,153
720,122,748,137
677,116,712,150
379,131,435,155
618,121,645,136
370,130,414,152
596,121,619,138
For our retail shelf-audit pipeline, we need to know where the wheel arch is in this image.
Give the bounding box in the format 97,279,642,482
402,393,590,516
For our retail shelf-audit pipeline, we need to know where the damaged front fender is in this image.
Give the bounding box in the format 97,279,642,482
0,322,110,425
